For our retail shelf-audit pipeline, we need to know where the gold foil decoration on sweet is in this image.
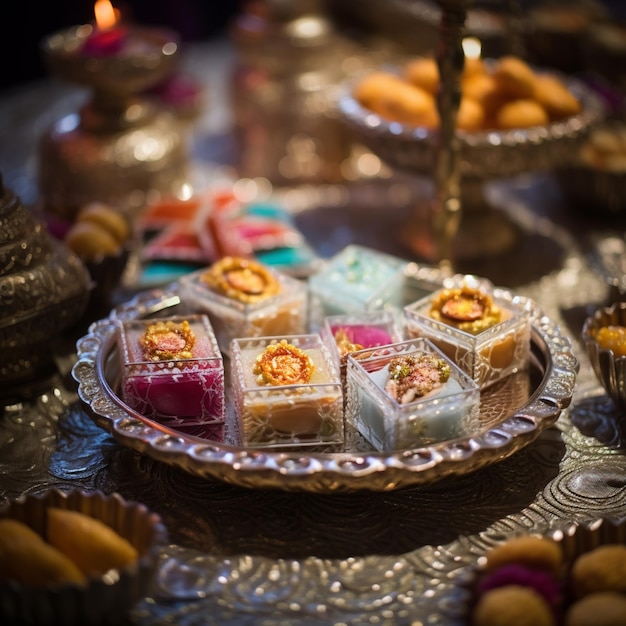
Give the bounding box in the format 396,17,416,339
429,286,502,334
142,320,195,361
201,257,281,304
253,340,315,386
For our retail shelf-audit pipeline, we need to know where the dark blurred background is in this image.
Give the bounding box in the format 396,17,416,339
3,0,626,92
2,1,243,91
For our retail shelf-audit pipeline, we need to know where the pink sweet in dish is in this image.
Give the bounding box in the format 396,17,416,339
119,316,225,440
330,324,394,355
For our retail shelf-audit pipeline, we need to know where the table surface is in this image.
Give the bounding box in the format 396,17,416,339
1,37,626,626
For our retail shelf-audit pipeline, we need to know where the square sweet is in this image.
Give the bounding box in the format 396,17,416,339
345,338,480,451
403,282,531,389
117,314,225,440
179,257,308,355
320,310,404,387
308,245,408,319
230,334,344,449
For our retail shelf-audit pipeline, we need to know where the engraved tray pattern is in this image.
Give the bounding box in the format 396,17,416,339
72,266,578,493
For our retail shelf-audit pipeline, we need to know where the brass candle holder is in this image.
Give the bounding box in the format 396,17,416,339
38,23,190,222
430,0,466,270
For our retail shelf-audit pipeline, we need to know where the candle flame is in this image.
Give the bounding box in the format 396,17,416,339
462,36,481,60
94,0,120,30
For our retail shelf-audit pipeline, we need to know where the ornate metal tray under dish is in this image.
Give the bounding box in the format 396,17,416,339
73,266,578,493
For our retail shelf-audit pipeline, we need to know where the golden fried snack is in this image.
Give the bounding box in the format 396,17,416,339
570,544,626,598
565,592,626,626
401,100,439,128
0,518,86,586
472,585,556,626
357,55,582,132
353,71,404,109
456,97,485,131
65,221,120,260
47,507,138,576
493,56,537,99
462,72,498,105
589,128,626,154
404,56,439,95
360,77,438,127
496,98,549,129
77,202,130,245
533,74,582,120
482,535,564,574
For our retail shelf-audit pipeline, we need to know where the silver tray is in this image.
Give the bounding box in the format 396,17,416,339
73,268,578,493
337,70,605,179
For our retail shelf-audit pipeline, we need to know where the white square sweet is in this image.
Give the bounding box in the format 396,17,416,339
345,337,480,451
230,334,344,449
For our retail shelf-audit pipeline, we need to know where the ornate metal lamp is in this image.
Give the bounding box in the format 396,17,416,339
38,17,189,222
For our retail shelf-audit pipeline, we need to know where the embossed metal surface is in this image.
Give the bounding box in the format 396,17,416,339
0,177,90,384
3,37,626,626
72,270,577,493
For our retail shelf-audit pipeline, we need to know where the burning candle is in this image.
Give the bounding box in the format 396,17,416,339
82,0,127,56
462,36,483,77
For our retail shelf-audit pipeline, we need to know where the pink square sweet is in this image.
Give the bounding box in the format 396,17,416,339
118,314,225,440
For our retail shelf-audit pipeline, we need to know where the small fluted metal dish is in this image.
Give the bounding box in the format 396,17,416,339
582,301,626,413
0,488,167,626
83,244,132,309
464,516,626,625
72,266,578,493
337,69,605,180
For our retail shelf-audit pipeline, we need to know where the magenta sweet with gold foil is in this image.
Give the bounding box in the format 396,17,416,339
117,314,225,441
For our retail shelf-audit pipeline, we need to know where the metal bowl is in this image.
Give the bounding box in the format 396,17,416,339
0,489,167,626
337,69,605,180
555,121,626,217
582,302,626,413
